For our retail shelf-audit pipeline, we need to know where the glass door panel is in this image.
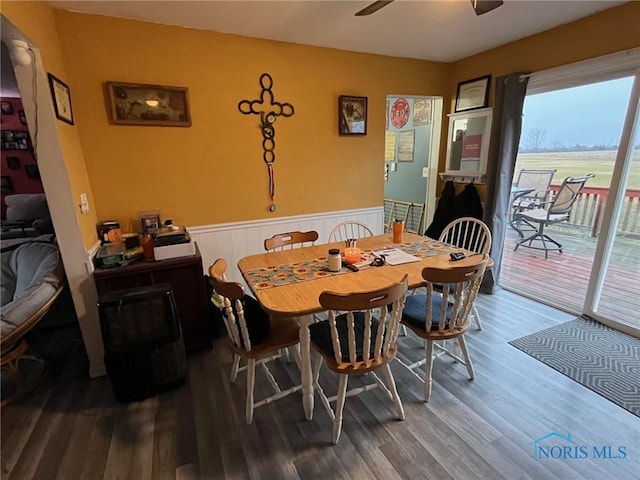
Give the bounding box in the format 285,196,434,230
588,84,640,334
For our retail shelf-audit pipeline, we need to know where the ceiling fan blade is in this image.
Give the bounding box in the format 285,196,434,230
470,0,504,16
355,0,395,17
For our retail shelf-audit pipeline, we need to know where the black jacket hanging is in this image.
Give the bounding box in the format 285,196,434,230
425,181,484,239
425,181,456,239
454,182,484,221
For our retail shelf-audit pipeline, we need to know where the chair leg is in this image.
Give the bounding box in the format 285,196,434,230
457,336,475,380
333,374,349,444
230,354,241,383
424,339,434,402
245,358,256,424
472,304,482,330
382,364,404,420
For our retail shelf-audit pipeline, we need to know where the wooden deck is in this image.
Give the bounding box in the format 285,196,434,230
500,224,639,330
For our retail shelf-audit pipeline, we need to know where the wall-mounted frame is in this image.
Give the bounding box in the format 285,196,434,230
106,82,191,127
444,107,492,178
6,156,20,170
339,95,367,135
48,73,74,125
455,75,491,112
25,164,41,179
1,101,14,115
1,176,14,194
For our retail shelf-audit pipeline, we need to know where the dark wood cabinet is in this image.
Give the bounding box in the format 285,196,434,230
93,243,212,353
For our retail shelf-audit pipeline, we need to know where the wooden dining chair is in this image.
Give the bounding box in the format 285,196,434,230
208,258,302,424
310,275,408,444
328,221,374,244
264,230,323,325
264,230,319,251
438,217,491,330
396,259,488,402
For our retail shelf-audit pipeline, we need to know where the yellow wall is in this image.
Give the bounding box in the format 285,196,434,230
53,11,448,231
3,2,639,235
1,1,99,249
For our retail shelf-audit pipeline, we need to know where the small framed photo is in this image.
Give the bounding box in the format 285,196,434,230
106,82,191,127
1,176,14,195
18,110,27,125
1,101,14,115
25,164,40,179
4,141,19,150
455,75,491,112
7,156,20,170
139,212,161,234
339,95,367,135
47,73,74,125
2,130,15,141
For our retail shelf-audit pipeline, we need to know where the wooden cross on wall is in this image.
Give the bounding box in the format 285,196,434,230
238,73,295,212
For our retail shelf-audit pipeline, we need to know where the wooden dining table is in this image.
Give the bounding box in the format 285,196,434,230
237,232,487,420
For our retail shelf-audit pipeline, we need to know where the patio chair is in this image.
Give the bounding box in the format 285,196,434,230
310,275,408,443
514,174,595,259
512,168,557,211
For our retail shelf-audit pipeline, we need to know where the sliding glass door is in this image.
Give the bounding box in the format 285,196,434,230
499,50,640,336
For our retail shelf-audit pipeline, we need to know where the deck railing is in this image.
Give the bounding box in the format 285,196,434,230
548,185,640,237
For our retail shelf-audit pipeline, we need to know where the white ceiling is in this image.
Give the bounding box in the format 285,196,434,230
48,0,627,62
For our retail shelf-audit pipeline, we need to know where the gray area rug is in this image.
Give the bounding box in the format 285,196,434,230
509,318,640,417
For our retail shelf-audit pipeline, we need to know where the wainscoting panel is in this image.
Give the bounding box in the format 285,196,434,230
188,207,383,284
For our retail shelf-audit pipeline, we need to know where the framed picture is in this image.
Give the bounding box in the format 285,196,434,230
1,101,14,115
25,164,40,179
2,130,15,141
7,156,20,170
4,141,19,150
455,75,491,112
48,73,74,125
106,82,191,127
1,176,14,195
339,95,367,135
18,110,27,125
139,212,161,234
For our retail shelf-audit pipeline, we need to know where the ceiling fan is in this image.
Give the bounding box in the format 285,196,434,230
355,1,504,17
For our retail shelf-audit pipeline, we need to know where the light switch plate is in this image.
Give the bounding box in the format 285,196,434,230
80,193,89,213
422,167,428,177
390,163,396,172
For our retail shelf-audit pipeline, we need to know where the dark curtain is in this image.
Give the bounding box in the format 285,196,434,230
481,72,530,294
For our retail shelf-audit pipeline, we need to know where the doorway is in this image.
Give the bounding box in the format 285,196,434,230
383,95,442,233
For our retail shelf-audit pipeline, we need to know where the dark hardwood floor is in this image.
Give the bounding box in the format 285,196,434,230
2,289,639,480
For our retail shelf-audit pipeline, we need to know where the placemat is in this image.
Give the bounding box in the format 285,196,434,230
244,239,456,291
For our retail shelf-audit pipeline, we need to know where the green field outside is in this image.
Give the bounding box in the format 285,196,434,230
515,150,640,189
